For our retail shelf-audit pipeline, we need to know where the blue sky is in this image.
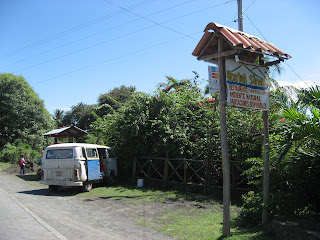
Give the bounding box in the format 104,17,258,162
1,0,319,114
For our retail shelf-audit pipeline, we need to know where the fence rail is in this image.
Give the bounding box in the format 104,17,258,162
132,156,252,190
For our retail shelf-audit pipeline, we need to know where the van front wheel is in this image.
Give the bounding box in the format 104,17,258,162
82,181,92,192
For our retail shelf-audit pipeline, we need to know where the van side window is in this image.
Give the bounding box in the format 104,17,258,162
46,149,73,159
86,148,98,158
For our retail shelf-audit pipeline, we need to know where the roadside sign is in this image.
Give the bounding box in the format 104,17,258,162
225,59,269,110
208,66,220,94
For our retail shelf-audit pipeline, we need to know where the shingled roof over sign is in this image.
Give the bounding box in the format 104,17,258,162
192,22,291,65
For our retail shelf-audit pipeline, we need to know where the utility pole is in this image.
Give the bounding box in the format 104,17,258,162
238,0,244,31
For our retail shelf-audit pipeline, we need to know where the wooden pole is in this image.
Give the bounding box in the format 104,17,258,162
184,159,187,184
132,156,137,181
237,0,244,32
205,96,217,193
218,37,231,237
262,110,270,225
164,152,169,183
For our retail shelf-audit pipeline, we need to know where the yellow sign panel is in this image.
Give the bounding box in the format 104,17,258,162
225,59,269,110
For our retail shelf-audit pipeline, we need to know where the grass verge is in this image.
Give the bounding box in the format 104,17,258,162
0,162,13,171
77,183,267,239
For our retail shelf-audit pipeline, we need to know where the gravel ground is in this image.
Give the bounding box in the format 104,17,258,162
0,170,174,240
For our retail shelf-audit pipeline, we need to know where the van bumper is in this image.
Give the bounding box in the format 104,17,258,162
40,180,83,187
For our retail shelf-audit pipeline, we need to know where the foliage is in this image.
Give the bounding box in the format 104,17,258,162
241,84,320,220
62,102,96,132
90,76,262,178
226,108,262,161
96,85,136,117
298,85,320,109
52,109,64,128
0,73,53,151
100,85,136,104
236,191,263,227
0,140,41,163
93,77,220,175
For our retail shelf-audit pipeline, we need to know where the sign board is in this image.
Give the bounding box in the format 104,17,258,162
208,66,220,94
225,59,269,110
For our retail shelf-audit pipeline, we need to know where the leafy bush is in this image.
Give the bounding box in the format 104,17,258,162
0,140,40,163
236,191,263,226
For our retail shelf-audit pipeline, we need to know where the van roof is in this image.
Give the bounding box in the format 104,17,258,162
45,143,112,149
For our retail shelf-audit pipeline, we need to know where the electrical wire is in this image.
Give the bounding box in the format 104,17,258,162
2,0,200,68
13,0,236,73
243,12,267,41
244,0,256,12
0,0,154,61
31,31,202,85
243,12,309,87
103,0,236,41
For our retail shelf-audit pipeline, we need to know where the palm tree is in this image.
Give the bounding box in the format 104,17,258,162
284,85,320,142
52,109,64,128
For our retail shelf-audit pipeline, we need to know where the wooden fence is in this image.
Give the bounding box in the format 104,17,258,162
132,156,253,190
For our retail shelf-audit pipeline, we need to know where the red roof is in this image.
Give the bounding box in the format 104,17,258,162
192,22,291,64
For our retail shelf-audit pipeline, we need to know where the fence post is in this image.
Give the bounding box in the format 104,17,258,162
164,152,169,183
132,156,137,182
147,158,151,178
184,158,187,184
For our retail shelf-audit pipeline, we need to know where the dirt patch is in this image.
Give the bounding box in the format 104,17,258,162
3,162,39,175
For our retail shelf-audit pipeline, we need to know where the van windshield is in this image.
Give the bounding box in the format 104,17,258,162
46,149,73,159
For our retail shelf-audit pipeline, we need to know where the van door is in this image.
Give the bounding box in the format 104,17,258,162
44,148,74,181
107,148,117,176
84,148,101,180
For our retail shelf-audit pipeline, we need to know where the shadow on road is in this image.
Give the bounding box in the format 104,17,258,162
16,174,39,182
18,183,82,197
18,187,81,197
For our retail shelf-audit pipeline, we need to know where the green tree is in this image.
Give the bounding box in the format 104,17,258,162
52,109,64,128
240,84,320,222
0,73,52,151
103,85,136,104
62,102,96,131
96,85,136,117
90,76,262,177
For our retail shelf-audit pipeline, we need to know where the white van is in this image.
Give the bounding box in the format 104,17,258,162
40,143,117,192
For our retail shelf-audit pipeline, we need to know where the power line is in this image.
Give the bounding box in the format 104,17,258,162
243,12,308,86
31,31,202,85
2,0,200,68
103,0,198,41
284,62,307,84
243,12,267,41
244,0,256,12
13,0,236,73
102,0,236,41
0,0,154,61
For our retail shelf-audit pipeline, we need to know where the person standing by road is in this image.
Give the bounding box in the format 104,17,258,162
18,155,26,175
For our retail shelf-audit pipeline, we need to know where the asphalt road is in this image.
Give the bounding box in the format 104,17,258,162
0,172,173,240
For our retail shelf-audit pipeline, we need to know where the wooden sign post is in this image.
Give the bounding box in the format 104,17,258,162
218,38,231,236
262,110,270,224
192,22,291,237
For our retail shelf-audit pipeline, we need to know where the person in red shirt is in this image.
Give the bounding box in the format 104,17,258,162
18,155,26,175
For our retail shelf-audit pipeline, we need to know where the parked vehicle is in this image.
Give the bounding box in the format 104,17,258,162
40,143,117,192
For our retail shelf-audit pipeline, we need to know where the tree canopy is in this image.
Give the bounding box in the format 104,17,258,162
0,73,52,151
